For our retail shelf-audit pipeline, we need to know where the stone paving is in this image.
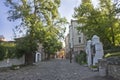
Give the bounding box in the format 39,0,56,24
0,59,115,80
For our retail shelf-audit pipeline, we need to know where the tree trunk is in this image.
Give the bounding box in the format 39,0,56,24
47,53,50,60
44,52,47,60
25,53,34,65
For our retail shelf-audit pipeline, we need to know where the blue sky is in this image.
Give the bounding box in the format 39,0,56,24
0,0,98,41
0,0,14,40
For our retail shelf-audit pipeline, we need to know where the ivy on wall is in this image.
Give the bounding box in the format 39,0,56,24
0,41,16,61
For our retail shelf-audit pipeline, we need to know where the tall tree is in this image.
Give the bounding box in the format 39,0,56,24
74,0,120,49
5,0,66,64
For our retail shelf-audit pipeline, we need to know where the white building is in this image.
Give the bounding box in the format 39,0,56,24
69,20,86,55
65,34,70,58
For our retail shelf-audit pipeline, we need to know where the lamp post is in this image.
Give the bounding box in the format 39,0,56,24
69,34,74,63
69,43,72,63
70,48,72,63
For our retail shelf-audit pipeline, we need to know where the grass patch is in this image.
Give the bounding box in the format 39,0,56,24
10,65,20,70
90,65,98,68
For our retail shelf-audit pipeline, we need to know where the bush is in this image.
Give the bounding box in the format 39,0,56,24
0,42,16,60
75,51,87,65
11,65,20,70
0,45,5,60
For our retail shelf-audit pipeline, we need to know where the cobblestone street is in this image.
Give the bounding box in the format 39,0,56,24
0,59,113,80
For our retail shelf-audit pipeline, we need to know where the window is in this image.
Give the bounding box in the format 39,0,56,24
79,37,81,43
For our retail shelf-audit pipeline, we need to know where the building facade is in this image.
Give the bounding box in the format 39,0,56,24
37,43,45,61
69,20,86,55
65,34,70,58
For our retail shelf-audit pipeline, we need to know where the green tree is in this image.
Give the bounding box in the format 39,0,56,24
15,35,38,64
42,30,63,60
74,0,120,49
5,0,66,64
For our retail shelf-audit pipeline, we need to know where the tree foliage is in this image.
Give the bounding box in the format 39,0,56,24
15,35,38,58
74,0,120,49
5,0,66,62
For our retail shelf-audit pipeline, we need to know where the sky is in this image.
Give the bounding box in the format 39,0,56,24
0,0,98,41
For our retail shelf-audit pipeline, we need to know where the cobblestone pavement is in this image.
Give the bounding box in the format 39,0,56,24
0,59,115,80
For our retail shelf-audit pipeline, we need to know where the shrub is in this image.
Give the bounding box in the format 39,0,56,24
0,44,5,60
0,42,16,60
75,50,87,65
11,65,20,70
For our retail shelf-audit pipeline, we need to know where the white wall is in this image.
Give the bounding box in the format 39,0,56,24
69,25,73,48
69,20,86,53
72,22,85,45
65,34,70,54
35,52,41,62
0,56,25,68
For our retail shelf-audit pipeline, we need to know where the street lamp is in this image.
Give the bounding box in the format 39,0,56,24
69,43,72,63
69,37,74,63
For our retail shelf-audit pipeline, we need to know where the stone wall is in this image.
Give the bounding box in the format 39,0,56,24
107,65,120,80
98,57,120,80
98,59,107,76
0,56,25,68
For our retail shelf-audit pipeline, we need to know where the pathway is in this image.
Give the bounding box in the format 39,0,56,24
0,59,114,80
